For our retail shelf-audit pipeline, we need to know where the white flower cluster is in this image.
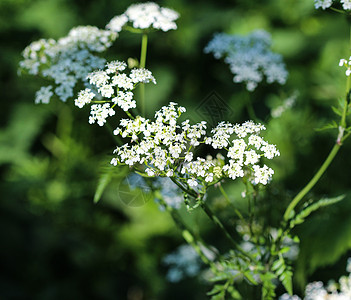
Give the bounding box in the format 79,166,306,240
74,60,156,126
106,2,179,33
339,57,351,76
111,102,280,188
204,30,288,91
314,0,351,10
280,258,351,300
19,26,118,103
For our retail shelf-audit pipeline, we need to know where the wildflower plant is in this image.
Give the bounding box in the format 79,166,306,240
19,1,351,299
19,26,117,103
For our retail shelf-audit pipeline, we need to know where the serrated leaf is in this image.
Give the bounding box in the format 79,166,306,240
261,272,276,300
290,195,345,229
281,270,293,295
211,291,225,300
315,121,338,131
272,259,283,271
207,285,223,296
228,287,242,299
332,106,343,116
280,247,291,254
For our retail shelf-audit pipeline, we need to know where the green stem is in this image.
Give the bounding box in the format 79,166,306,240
283,143,341,221
218,184,246,223
139,33,148,116
140,33,148,68
200,202,254,261
283,24,351,221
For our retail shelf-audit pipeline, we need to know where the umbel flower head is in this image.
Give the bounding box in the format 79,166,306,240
111,102,280,190
204,30,288,91
106,2,179,33
74,60,156,126
314,0,351,10
19,26,117,103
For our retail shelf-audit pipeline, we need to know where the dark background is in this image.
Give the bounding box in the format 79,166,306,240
1,0,351,299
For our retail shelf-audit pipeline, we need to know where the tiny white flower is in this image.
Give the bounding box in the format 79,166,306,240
166,169,174,177
35,86,53,104
110,158,118,166
75,88,95,108
98,84,114,98
146,168,155,176
185,152,193,162
205,173,214,183
314,0,333,10
106,2,179,33
340,59,347,67
187,178,198,187
106,60,127,73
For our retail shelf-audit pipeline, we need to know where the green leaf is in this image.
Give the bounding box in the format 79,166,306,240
281,270,293,295
290,195,345,229
93,167,114,203
209,274,229,282
332,105,342,116
227,286,242,299
261,272,276,300
207,285,224,296
243,271,258,285
271,259,283,271
315,121,338,131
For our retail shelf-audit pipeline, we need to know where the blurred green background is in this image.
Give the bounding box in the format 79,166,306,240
2,0,351,299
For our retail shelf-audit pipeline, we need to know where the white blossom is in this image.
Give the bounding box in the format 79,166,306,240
314,0,351,10
252,165,274,185
130,68,156,84
19,26,117,103
339,56,351,76
112,91,136,111
187,178,198,187
342,0,351,10
314,0,333,9
106,60,127,73
35,86,53,104
75,88,95,108
111,102,279,188
204,30,288,91
75,60,155,124
146,168,155,176
106,2,179,33
89,103,115,126
98,84,114,98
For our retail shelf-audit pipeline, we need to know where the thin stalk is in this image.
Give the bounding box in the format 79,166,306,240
170,178,253,260
283,24,351,221
140,33,148,68
200,201,254,261
283,134,341,220
157,194,218,272
218,184,246,223
139,33,148,116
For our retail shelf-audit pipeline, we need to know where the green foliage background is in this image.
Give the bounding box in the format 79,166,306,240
2,0,351,298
